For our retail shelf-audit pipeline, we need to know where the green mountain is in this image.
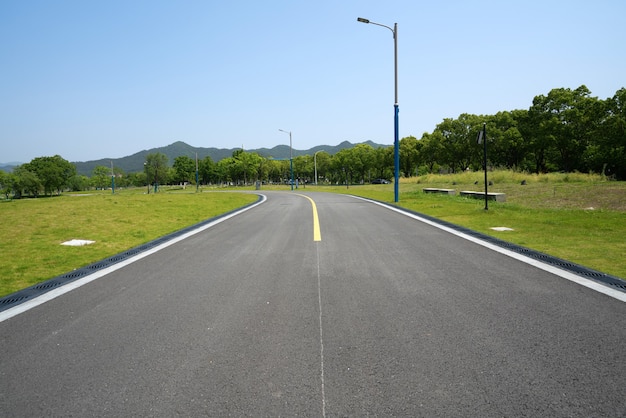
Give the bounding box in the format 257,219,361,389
73,140,387,176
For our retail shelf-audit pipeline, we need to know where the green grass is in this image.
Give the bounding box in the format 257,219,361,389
1,172,625,298
0,189,257,297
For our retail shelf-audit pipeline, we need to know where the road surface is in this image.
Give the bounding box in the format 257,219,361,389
1,191,624,416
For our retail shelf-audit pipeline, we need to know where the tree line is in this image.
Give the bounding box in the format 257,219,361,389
418,85,625,179
2,85,624,197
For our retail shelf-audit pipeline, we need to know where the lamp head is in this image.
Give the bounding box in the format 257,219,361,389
357,17,369,23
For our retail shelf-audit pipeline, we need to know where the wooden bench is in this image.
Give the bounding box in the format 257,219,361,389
460,190,506,202
423,188,456,195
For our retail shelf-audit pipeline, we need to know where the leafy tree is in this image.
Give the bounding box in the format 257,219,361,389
199,156,216,184
219,150,266,185
502,110,528,170
263,159,285,184
173,156,196,184
23,155,76,195
166,167,176,185
292,155,310,184
591,88,626,178
214,158,230,185
331,148,356,185
12,165,42,197
237,151,264,185
144,153,169,192
351,143,375,183
434,114,481,173
217,157,240,185
67,175,90,192
256,156,270,183
418,131,443,173
529,86,597,172
91,165,112,190
0,171,11,199
521,102,553,173
126,171,147,188
371,146,394,179
399,136,419,177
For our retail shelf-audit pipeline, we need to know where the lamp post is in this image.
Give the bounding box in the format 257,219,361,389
480,122,488,210
357,17,399,202
195,152,199,193
143,162,149,194
110,161,115,195
314,150,324,185
279,129,294,190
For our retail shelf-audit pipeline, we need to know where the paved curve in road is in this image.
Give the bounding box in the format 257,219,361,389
1,191,624,416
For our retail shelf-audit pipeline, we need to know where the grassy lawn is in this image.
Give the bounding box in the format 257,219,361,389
0,189,258,297
1,172,624,298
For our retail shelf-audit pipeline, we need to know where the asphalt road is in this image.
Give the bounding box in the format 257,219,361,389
1,191,624,417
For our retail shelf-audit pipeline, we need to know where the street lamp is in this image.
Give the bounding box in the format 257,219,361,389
279,129,294,190
110,161,115,195
143,162,149,194
357,17,400,202
314,150,324,185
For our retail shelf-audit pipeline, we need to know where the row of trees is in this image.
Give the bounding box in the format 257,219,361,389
2,85,624,197
169,85,625,184
132,148,389,188
191,145,392,186
0,146,390,197
417,85,625,179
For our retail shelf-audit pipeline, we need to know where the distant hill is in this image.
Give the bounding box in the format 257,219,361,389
72,140,387,176
0,163,20,173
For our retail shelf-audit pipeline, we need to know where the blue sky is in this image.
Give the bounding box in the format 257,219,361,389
1,0,624,163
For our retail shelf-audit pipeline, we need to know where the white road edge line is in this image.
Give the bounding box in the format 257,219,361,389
316,244,327,418
349,195,626,303
0,195,268,323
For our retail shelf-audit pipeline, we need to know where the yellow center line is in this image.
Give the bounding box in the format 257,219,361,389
295,194,321,241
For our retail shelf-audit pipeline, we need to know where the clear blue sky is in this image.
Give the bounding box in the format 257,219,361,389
1,0,624,163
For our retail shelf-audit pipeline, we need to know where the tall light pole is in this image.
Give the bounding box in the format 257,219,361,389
110,161,115,195
279,129,294,190
143,162,149,194
357,17,399,202
314,150,324,185
154,164,158,194
195,152,199,193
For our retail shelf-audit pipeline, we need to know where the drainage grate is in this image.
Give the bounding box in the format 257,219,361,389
0,296,27,306
33,282,62,290
0,196,263,313
609,281,626,290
